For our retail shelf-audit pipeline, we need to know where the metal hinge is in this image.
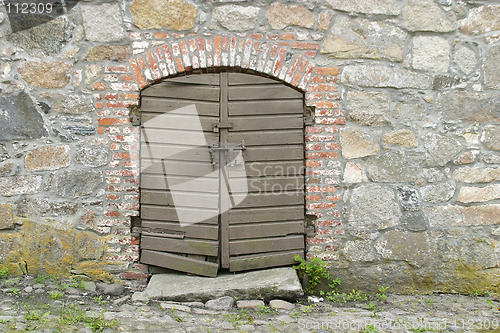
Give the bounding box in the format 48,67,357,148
304,116,314,126
130,105,141,126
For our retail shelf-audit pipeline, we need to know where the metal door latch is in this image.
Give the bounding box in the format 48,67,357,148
213,122,233,133
209,142,245,169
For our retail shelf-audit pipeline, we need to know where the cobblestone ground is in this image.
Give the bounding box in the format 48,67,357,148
0,275,499,333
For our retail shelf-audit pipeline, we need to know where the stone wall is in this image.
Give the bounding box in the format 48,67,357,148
0,0,498,294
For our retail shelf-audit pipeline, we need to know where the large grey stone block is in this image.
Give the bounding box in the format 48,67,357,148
142,267,303,302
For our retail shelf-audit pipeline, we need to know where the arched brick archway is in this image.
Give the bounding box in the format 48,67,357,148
94,34,344,277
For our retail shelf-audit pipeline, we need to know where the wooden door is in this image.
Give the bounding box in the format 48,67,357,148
139,72,305,277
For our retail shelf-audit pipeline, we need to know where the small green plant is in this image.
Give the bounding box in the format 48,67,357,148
8,287,19,295
301,304,316,313
424,297,435,306
224,310,254,327
0,266,8,278
366,302,378,317
166,308,185,322
87,315,119,332
50,290,64,300
364,324,380,333
256,304,275,315
93,295,108,306
293,254,331,295
289,309,301,318
486,299,496,310
376,286,389,302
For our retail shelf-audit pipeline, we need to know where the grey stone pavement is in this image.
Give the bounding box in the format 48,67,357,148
1,273,499,332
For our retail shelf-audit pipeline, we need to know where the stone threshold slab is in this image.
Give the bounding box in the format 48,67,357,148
133,267,304,302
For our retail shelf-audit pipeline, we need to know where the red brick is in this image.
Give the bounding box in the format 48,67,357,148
305,127,323,133
307,202,336,209
146,50,161,80
267,33,280,40
306,160,323,168
109,143,120,150
306,186,338,193
317,229,333,236
98,118,130,126
310,76,324,83
96,102,104,109
154,32,169,39
306,152,339,159
325,143,340,150
92,82,106,90
291,42,320,50
123,93,140,100
107,194,121,201
306,237,329,245
119,272,149,280
306,195,322,201
306,143,323,151
121,74,135,82
250,33,263,40
303,51,317,58
313,101,339,108
105,93,119,100
315,117,346,125
105,65,130,73
315,220,341,227
175,58,184,72
326,195,341,202
281,33,295,40
133,263,149,272
308,84,337,92
214,35,222,67
314,67,340,76
106,101,137,108
130,58,147,88
105,210,120,217
306,134,336,142
273,48,287,76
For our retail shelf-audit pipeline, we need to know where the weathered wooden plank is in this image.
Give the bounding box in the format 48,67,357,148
243,146,304,162
141,190,219,209
229,130,303,146
230,235,304,255
229,85,302,100
141,173,219,189
233,161,304,177
141,236,218,256
141,128,218,145
141,113,217,131
229,221,304,240
140,98,220,116
230,115,303,131
141,221,219,240
140,144,212,162
141,160,214,176
141,250,218,277
228,100,303,116
229,206,304,224
142,83,220,101
141,205,219,224
236,192,304,208
227,73,278,85
229,250,302,272
225,176,304,194
165,74,220,85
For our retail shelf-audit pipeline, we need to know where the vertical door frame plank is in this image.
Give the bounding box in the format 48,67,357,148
219,72,230,268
